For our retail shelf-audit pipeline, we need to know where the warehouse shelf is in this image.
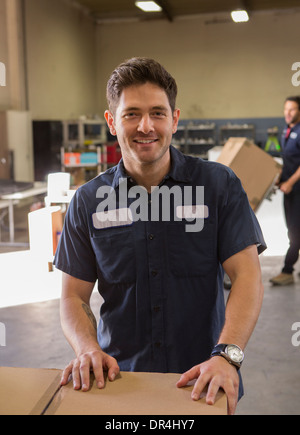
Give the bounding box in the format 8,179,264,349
61,118,108,180
173,122,216,158
219,123,255,145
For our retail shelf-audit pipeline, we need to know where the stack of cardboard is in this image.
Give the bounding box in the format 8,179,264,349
217,138,282,212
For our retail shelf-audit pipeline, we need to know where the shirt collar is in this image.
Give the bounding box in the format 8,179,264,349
111,158,132,190
167,145,192,183
111,145,192,190
286,121,300,130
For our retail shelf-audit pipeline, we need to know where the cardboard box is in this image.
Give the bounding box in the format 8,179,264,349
0,367,61,415
217,138,282,211
0,368,227,415
28,206,63,260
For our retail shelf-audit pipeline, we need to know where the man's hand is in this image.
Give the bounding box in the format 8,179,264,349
176,357,240,415
279,166,300,194
60,349,120,392
280,180,293,195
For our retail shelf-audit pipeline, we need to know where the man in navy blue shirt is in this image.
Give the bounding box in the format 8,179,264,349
270,96,300,285
55,58,266,415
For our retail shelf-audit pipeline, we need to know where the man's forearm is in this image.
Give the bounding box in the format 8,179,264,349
220,246,264,349
218,275,264,349
60,296,101,356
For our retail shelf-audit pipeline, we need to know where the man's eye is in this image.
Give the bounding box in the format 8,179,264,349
152,112,166,118
124,113,137,119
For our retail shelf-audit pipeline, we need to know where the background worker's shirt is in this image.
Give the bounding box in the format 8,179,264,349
281,122,300,192
54,146,266,393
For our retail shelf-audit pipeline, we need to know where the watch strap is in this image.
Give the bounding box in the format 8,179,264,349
210,343,243,370
211,344,227,355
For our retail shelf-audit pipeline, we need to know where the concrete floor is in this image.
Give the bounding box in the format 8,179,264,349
0,193,299,415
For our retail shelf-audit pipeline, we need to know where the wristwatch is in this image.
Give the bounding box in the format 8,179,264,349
210,344,244,369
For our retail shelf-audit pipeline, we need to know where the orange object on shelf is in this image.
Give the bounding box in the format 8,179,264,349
64,153,81,165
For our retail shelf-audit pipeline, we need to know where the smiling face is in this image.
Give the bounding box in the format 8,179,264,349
105,82,180,173
284,100,300,127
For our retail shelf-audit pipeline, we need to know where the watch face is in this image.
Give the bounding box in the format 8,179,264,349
226,345,244,363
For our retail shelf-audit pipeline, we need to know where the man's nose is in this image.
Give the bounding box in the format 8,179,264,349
137,115,154,134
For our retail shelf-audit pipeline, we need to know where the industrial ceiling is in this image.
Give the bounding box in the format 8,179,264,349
73,0,300,22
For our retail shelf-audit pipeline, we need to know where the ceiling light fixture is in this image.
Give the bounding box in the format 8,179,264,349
135,1,162,13
231,9,249,23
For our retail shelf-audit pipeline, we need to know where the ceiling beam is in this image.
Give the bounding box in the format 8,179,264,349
237,0,251,13
156,0,173,22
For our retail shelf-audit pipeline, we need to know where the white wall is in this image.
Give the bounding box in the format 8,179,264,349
96,10,300,119
2,3,300,122
25,0,98,120
0,0,12,109
6,110,34,181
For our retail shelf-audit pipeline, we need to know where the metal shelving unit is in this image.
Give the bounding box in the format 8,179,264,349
61,119,108,178
219,123,255,145
173,122,216,158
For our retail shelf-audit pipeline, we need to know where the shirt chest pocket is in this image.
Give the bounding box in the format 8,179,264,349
91,226,136,285
167,222,216,277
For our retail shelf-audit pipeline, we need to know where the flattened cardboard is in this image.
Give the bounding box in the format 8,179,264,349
0,367,61,415
0,368,227,415
217,137,282,211
45,372,227,416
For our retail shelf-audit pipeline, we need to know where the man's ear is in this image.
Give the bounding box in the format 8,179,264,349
172,109,181,134
104,110,116,136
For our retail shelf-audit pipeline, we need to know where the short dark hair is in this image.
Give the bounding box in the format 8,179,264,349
106,57,178,114
285,96,300,110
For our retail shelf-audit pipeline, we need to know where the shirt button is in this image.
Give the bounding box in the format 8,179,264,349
153,306,161,313
154,342,162,349
148,234,155,240
151,270,158,277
